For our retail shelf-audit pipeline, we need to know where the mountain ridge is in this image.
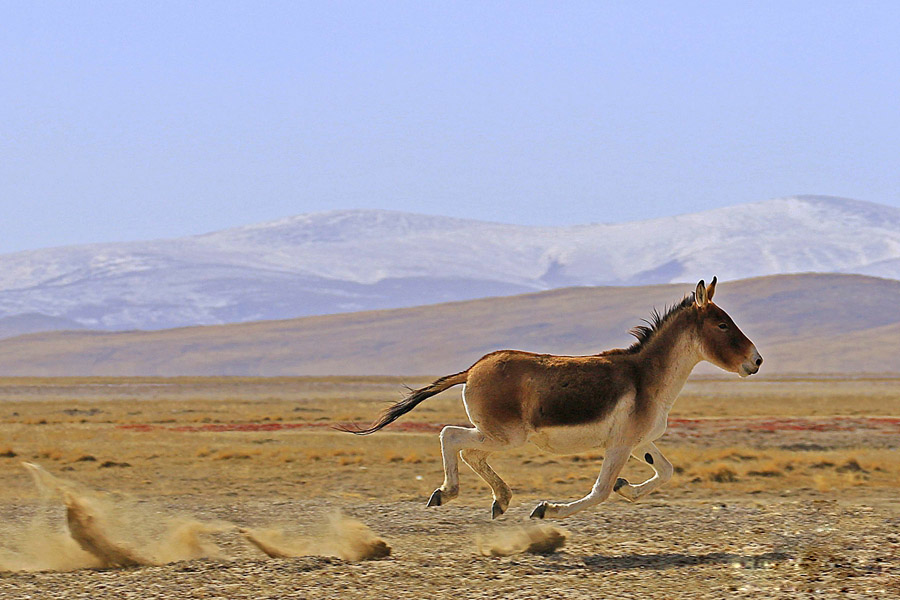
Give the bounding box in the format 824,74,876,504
1,195,898,334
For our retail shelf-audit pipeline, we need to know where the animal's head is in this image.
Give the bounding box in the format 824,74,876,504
693,277,762,377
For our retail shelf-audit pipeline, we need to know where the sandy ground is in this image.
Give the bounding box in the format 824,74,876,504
1,376,899,598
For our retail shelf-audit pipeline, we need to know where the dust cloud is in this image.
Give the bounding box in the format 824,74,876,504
0,463,228,572
1,464,390,573
242,512,391,561
476,524,568,557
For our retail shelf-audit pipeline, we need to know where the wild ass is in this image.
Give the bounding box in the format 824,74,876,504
341,278,762,520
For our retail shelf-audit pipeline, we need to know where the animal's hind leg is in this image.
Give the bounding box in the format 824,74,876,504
428,426,514,512
428,426,484,507
461,449,512,519
614,442,673,502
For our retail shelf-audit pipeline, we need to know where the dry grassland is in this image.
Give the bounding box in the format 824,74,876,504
1,375,899,598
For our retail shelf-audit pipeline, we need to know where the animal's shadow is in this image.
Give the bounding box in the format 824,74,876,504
565,551,791,572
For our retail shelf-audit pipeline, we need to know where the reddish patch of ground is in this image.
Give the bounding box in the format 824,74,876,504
117,416,900,435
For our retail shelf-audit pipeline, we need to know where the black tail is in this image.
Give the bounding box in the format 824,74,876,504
335,371,468,435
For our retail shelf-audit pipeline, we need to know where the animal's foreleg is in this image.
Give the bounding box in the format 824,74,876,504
614,442,673,502
428,426,484,507
530,446,631,520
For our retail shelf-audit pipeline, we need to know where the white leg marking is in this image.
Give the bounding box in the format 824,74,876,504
437,426,482,500
536,446,632,519
433,426,515,508
615,442,674,502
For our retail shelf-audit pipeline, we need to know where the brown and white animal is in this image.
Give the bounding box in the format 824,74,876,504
341,278,762,520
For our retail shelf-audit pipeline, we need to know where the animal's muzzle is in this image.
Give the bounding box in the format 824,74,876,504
740,349,763,377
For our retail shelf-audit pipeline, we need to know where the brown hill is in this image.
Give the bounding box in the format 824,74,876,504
0,273,896,376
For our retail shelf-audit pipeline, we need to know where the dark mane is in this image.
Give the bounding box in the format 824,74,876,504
619,293,696,354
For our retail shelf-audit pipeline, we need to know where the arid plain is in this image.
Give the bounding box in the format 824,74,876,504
1,375,899,598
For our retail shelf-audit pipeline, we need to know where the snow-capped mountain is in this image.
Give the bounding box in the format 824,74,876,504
1,195,898,332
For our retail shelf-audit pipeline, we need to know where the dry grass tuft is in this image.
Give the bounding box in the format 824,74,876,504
266,449,297,463
35,448,64,461
813,474,832,493
745,460,784,478
212,448,260,460
402,452,422,464
835,459,867,474
746,468,782,478
702,464,739,483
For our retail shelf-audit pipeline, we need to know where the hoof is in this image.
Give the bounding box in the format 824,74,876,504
491,500,504,520
427,489,442,507
613,477,628,492
530,501,548,520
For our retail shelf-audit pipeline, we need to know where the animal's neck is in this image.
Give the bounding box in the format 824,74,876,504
637,311,701,411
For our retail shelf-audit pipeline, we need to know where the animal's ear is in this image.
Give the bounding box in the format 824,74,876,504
695,279,708,307
706,276,717,301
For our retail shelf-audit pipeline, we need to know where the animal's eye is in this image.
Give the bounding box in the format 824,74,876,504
718,323,729,330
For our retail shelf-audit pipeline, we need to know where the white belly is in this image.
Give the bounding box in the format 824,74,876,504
528,422,612,454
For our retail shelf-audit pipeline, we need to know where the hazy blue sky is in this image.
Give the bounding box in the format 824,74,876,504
2,1,899,253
